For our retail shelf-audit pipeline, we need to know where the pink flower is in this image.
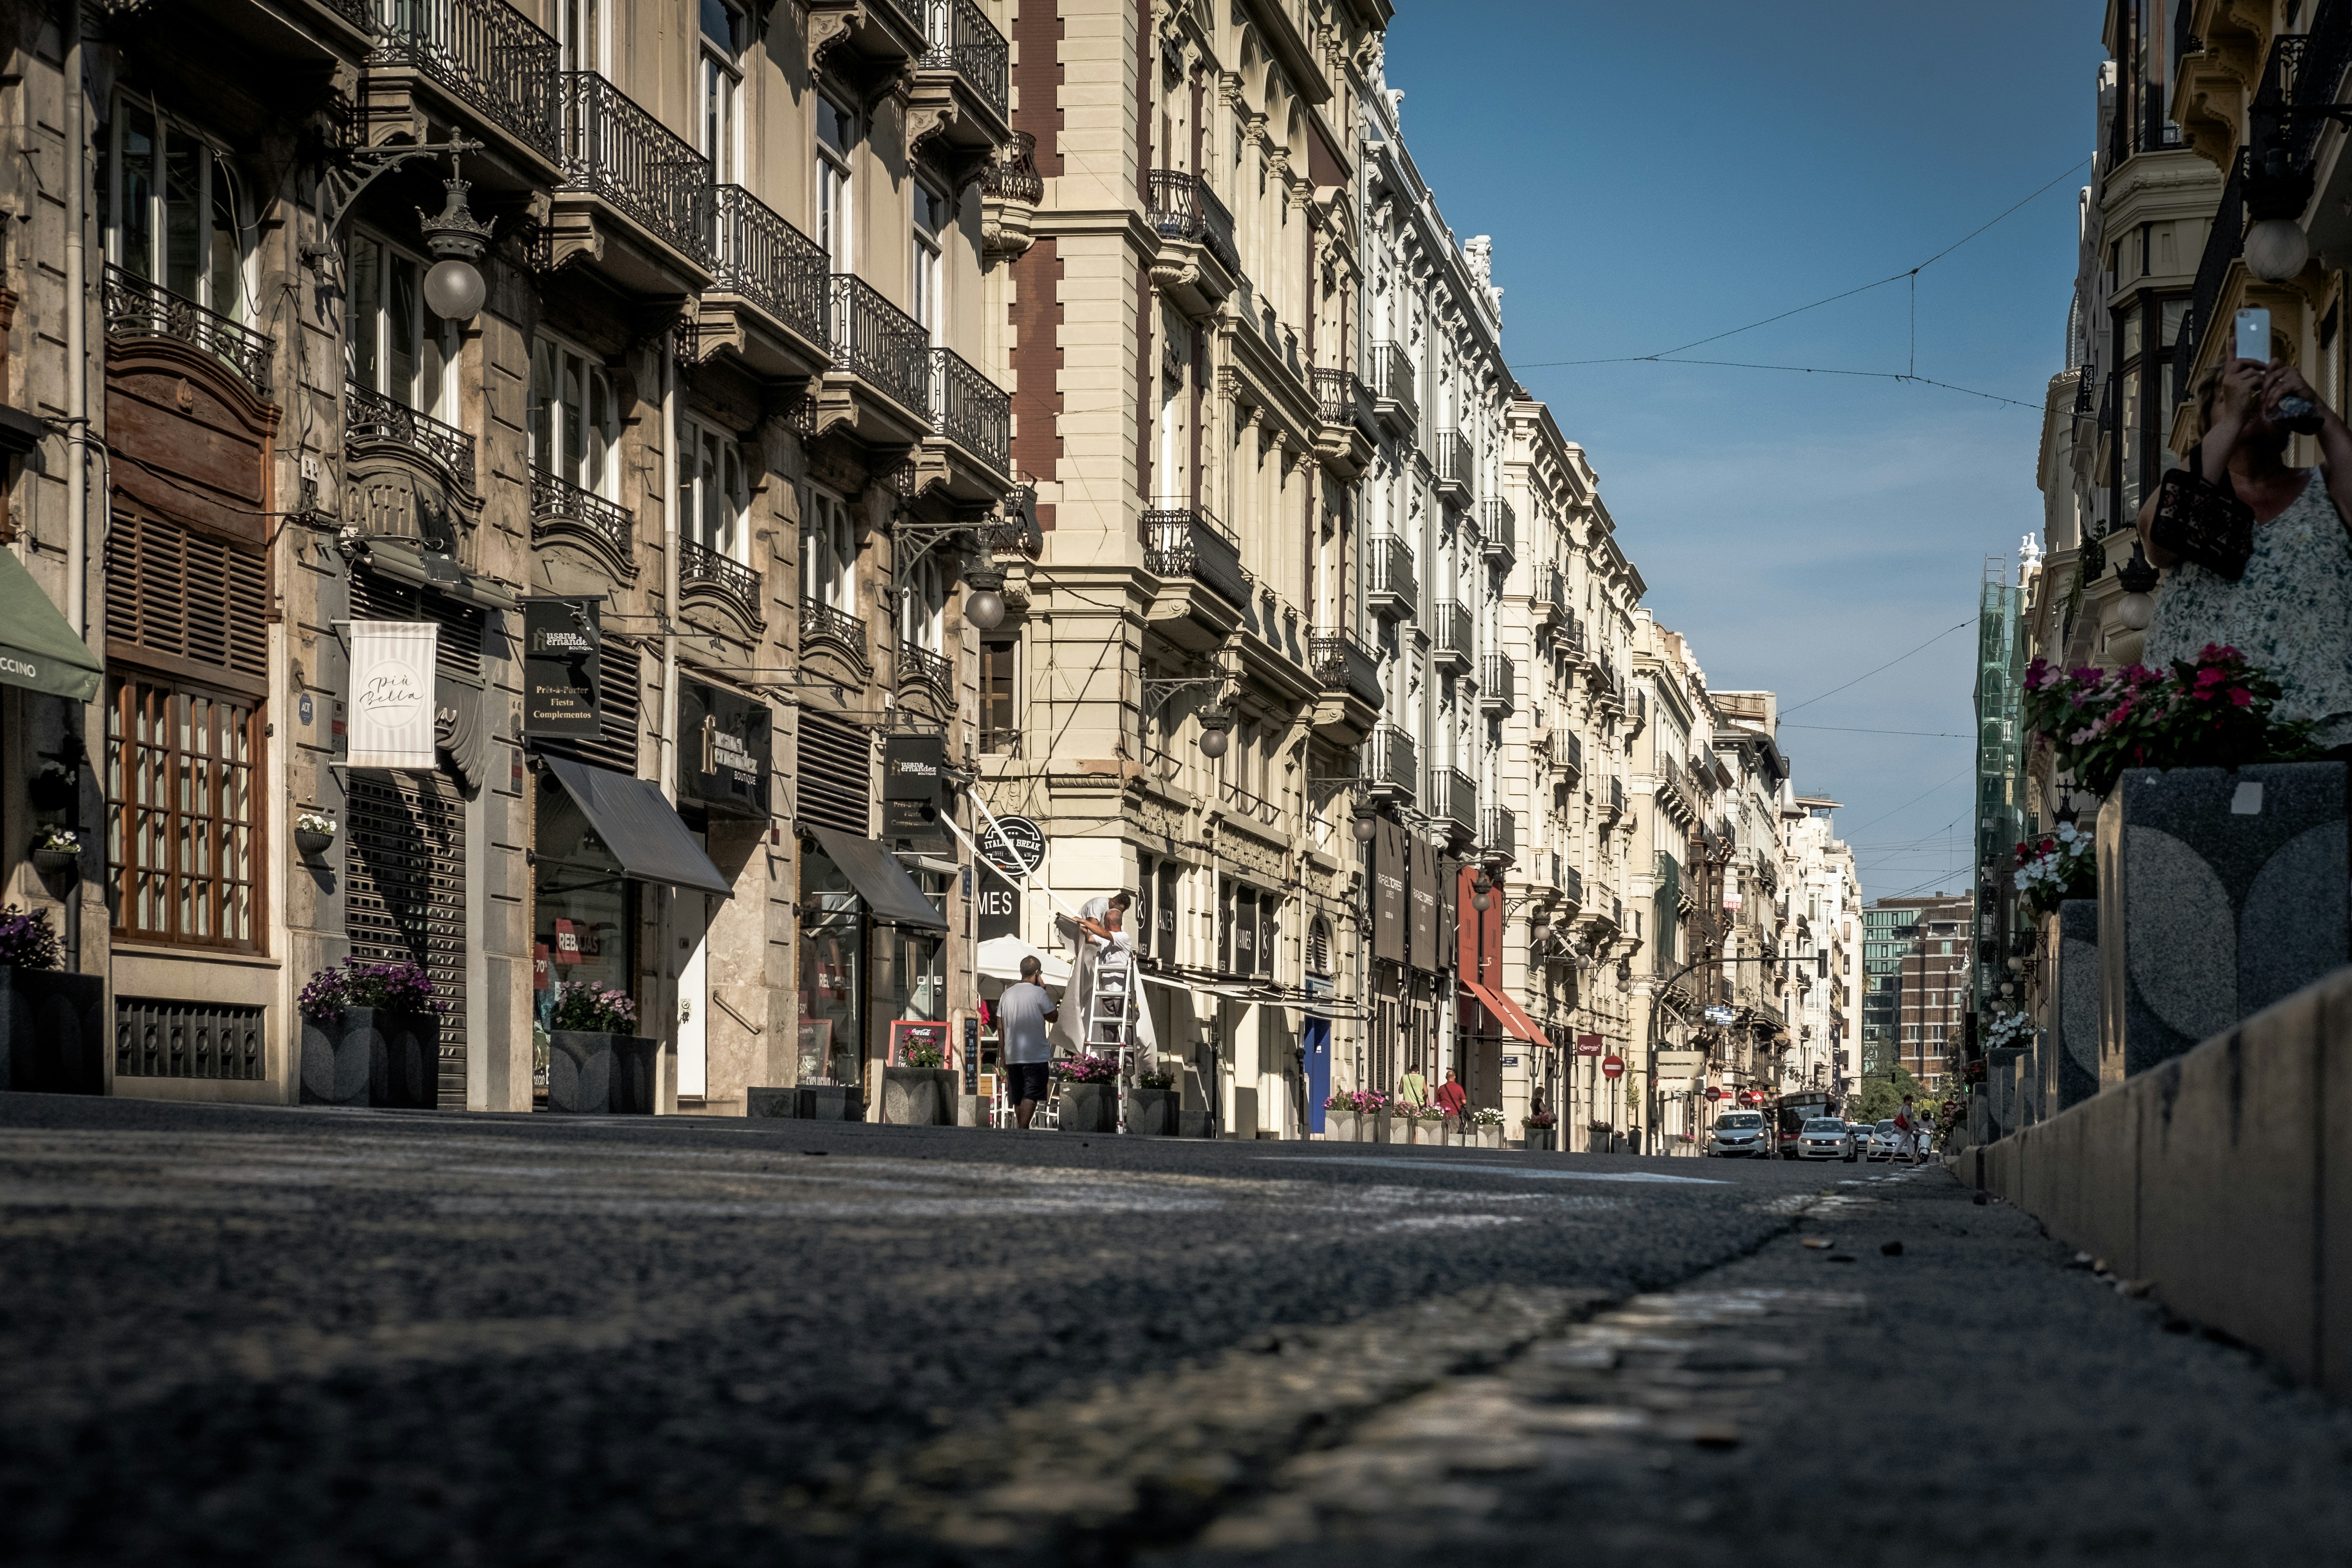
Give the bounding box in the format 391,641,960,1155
2230,688,2253,707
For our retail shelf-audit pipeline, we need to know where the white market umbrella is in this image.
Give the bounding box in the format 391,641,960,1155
975,934,1072,989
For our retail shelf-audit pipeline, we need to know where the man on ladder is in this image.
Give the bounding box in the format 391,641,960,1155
1052,893,1160,1122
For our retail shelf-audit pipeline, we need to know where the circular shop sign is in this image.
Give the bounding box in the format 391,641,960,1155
980,814,1046,876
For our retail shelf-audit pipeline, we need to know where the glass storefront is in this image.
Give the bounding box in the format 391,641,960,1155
798,839,864,1088
882,870,948,1026
532,772,638,1096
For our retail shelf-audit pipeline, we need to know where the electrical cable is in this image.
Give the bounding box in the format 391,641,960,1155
1841,764,1976,838
1780,723,1973,738
1780,619,1973,715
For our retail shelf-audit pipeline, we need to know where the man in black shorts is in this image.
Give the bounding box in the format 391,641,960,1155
997,955,1058,1129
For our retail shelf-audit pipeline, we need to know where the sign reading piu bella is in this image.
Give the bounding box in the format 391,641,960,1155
678,678,771,816
346,621,439,769
522,597,602,739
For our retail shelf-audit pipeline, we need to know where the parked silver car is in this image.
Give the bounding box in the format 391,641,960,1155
1706,1110,1770,1158
1798,1116,1856,1162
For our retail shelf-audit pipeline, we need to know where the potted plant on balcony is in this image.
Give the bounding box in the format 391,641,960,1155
294,809,338,860
298,957,446,1109
1054,1052,1120,1134
1127,1069,1180,1136
0,904,102,1095
545,980,654,1115
1470,1106,1506,1150
28,825,80,879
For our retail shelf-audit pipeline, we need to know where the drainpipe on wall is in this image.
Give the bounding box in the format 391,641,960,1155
658,335,682,1112
62,0,86,637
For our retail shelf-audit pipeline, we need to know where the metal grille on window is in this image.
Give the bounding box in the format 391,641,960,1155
532,639,644,774
796,710,871,834
345,772,468,1107
114,997,265,1080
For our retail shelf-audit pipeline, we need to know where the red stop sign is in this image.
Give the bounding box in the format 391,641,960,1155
1601,1054,1625,1079
1705,1086,1723,1102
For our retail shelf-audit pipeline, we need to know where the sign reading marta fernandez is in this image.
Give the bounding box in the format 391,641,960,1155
346,621,438,769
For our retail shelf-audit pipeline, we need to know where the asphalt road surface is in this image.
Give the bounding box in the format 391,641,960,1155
4,1096,2350,1567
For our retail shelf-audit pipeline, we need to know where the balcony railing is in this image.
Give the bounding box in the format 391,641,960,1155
801,600,865,653
1147,169,1240,273
831,274,933,419
1196,181,1239,274
1434,766,1476,836
1142,506,1249,608
1362,722,1418,798
1431,598,1472,665
2175,149,2245,395
1564,732,1583,776
1311,628,1384,707
1370,341,1418,432
931,344,1011,475
710,184,829,348
1481,497,1515,561
559,72,714,268
101,266,273,397
346,379,475,487
371,0,561,158
1367,533,1417,617
529,466,632,557
1433,429,1473,498
918,0,1009,119
1482,807,1517,864
679,537,761,620
899,639,951,692
982,130,1043,202
1480,652,1516,712
1312,367,1356,425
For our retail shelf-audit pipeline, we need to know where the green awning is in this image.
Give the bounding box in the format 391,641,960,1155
0,547,101,702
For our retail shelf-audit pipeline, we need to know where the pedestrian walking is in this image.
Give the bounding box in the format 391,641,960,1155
997,956,1058,1131
1435,1067,1467,1127
1396,1065,1430,1113
1894,1094,1923,1165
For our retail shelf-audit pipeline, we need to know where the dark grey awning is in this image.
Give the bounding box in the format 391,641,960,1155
807,825,948,930
542,754,732,896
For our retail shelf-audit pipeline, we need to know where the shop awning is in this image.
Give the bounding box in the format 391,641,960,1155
1462,979,1547,1045
542,754,732,896
0,546,101,703
807,825,948,930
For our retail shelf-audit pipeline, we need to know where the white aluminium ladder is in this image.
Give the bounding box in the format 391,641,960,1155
1081,941,1138,1131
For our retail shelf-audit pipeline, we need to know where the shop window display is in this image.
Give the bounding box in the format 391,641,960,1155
532,773,638,1097
798,840,863,1089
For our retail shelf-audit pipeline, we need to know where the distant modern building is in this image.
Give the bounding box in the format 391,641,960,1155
1862,894,1973,1091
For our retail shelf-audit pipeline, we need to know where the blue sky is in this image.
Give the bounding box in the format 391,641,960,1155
1384,1,2107,902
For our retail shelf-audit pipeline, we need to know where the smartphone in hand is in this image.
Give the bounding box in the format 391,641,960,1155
2236,306,2273,363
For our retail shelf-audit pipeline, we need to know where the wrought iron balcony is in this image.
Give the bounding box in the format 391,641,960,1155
1430,598,1473,669
345,379,474,488
1562,732,1583,779
369,0,561,159
982,130,1043,202
1433,429,1473,503
899,639,952,693
1606,775,1626,818
1482,806,1518,865
831,274,933,420
1481,497,1515,563
710,184,829,348
1313,367,1355,425
1311,628,1384,708
1366,533,1417,619
1147,169,1240,274
1142,506,1248,608
1369,342,1417,436
529,466,633,559
1434,766,1477,839
1361,722,1418,803
559,72,714,268
679,537,761,621
801,600,866,658
102,266,273,397
931,345,1011,478
917,0,1009,118
1480,651,1516,714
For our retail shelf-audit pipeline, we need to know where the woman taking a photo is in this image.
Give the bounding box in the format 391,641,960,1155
2136,355,2352,750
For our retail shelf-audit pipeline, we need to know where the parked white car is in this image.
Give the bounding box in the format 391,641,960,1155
1798,1116,1856,1162
1866,1119,1899,1161
1705,1110,1770,1158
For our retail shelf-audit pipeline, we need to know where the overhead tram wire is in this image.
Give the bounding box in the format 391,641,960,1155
1779,619,1974,716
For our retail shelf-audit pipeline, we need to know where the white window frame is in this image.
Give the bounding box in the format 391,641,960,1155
558,0,606,75
677,411,747,563
900,553,945,654
347,225,458,419
698,0,745,185
817,95,857,275
100,91,248,320
527,332,618,499
911,179,946,338
801,487,857,613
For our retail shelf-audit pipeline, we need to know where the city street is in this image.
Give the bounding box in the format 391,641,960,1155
4,1096,2349,1566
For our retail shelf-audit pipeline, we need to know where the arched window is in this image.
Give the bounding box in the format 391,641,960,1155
801,489,856,612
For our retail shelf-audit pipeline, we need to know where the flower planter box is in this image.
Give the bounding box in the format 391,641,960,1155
294,829,335,859
931,1069,964,1125
1323,1108,1356,1141
1126,1085,1180,1136
881,1065,940,1126
296,1008,440,1109
1372,1108,1393,1144
546,1029,657,1114
0,966,105,1095
1524,1127,1558,1152
1059,1079,1117,1134
2097,762,2348,1081
29,848,78,878
1476,1125,1503,1150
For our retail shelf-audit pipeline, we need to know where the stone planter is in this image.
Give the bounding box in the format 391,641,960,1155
1372,1108,1393,1144
1476,1124,1503,1150
881,1065,939,1126
0,966,105,1095
2097,762,2347,1083
1058,1079,1117,1134
29,847,78,878
1324,1108,1356,1142
2051,898,2101,1112
797,1083,858,1121
294,1007,439,1109
931,1069,963,1125
1125,1085,1180,1136
1527,1126,1559,1152
546,1029,656,1114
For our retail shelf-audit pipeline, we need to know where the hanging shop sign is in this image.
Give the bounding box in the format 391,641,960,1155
1372,818,1407,967
979,814,1045,877
680,678,772,817
522,596,602,739
1408,834,1438,974
882,733,950,848
1575,1033,1605,1057
346,621,439,769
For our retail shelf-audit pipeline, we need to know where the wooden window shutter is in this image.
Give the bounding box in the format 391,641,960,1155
105,511,268,690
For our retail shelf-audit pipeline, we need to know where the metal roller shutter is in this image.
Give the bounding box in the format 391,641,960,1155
346,771,469,1107
796,710,871,835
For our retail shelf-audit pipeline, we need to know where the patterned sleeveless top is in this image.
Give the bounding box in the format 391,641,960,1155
2143,466,2352,749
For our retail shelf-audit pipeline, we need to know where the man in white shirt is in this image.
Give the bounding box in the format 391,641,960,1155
997,955,1058,1130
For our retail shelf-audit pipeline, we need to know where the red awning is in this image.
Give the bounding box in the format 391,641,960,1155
1462,980,1546,1045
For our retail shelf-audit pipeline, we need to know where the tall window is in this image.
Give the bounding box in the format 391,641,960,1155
900,554,945,654
980,638,1018,753
97,93,245,318
349,229,457,417
2113,295,2187,520
802,488,856,612
527,334,616,497
558,0,603,73
105,670,263,952
678,414,746,559
911,180,946,336
698,0,745,184
817,96,856,273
